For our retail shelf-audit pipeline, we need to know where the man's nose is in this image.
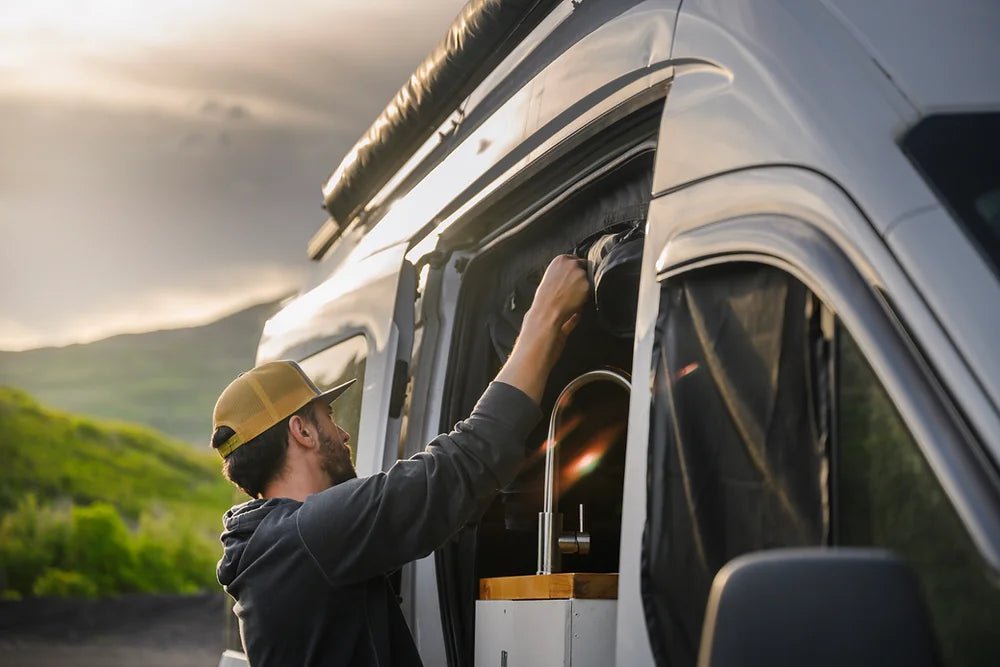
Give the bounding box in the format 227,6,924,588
339,426,351,444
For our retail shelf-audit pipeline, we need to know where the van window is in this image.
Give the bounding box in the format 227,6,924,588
836,328,1000,667
902,112,1000,277
644,262,1000,667
299,336,367,462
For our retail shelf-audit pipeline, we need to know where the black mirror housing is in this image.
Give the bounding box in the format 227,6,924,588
697,548,938,667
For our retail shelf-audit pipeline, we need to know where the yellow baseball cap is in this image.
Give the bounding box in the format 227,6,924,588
211,360,356,458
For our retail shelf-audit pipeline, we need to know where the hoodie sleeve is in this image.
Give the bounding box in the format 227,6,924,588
295,381,541,587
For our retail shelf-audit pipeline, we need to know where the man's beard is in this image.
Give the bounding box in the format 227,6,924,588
319,429,357,486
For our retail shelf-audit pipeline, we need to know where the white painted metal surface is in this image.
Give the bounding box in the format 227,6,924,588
475,599,617,667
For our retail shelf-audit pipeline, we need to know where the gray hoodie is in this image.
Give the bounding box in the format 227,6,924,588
217,382,541,666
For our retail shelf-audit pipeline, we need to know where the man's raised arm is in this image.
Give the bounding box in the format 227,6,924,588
296,255,590,586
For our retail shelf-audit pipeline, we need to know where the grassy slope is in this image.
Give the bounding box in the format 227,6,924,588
0,300,280,445
0,387,233,528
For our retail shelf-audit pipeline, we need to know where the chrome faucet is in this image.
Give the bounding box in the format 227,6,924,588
537,368,631,575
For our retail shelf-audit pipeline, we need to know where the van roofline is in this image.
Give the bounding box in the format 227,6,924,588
311,0,563,260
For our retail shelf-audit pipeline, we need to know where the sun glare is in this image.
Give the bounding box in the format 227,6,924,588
0,0,214,108
0,1,229,47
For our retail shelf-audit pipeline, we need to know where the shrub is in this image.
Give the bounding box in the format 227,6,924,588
0,497,222,598
132,512,219,593
0,496,70,595
32,568,98,598
67,503,137,593
132,533,187,593
172,529,219,591
0,390,230,598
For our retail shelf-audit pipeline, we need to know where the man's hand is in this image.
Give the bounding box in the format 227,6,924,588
523,254,590,354
496,255,590,405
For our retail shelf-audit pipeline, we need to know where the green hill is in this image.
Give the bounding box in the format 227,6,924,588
0,387,236,598
0,300,280,445
0,386,232,524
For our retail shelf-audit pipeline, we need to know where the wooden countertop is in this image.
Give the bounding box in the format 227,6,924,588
479,573,618,600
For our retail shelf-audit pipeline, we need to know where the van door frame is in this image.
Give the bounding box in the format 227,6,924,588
422,114,664,667
396,252,468,667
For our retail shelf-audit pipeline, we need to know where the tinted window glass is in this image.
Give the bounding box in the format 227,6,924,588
836,327,1000,666
300,336,367,462
902,113,1000,275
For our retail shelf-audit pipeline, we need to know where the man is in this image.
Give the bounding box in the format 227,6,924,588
213,255,589,666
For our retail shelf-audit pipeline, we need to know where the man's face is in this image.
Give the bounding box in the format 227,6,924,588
312,401,357,486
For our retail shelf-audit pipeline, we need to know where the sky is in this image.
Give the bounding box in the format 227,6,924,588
0,0,466,350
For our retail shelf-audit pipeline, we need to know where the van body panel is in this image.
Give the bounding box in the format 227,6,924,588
259,242,405,362
347,0,680,262
648,0,1000,452
822,0,1000,111
886,208,1000,449
653,0,931,230
406,554,447,667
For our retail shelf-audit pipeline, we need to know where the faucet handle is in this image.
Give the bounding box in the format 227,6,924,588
558,504,591,556
576,504,590,555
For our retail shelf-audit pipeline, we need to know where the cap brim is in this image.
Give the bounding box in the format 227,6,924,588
318,378,357,404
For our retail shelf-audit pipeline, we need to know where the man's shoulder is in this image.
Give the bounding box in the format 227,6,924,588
218,498,308,590
222,498,304,547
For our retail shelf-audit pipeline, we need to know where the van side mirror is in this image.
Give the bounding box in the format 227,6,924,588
697,548,938,667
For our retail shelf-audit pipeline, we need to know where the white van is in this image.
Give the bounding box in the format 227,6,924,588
222,0,1000,664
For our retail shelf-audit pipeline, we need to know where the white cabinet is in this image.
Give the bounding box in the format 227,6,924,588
475,599,617,667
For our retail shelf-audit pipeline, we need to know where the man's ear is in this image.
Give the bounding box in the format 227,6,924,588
287,414,317,449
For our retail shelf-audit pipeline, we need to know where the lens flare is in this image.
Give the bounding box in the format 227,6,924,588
530,412,585,464
572,451,601,477
674,361,699,380
559,422,625,490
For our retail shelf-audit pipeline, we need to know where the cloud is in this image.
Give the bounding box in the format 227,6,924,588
199,98,252,121
0,264,308,351
0,319,44,352
0,0,468,349
0,1,466,129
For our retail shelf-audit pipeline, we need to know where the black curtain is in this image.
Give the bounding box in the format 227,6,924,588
643,264,829,667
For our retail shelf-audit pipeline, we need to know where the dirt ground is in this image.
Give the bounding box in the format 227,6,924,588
0,593,227,667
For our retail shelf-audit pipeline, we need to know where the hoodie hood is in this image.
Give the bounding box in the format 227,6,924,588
217,498,296,587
